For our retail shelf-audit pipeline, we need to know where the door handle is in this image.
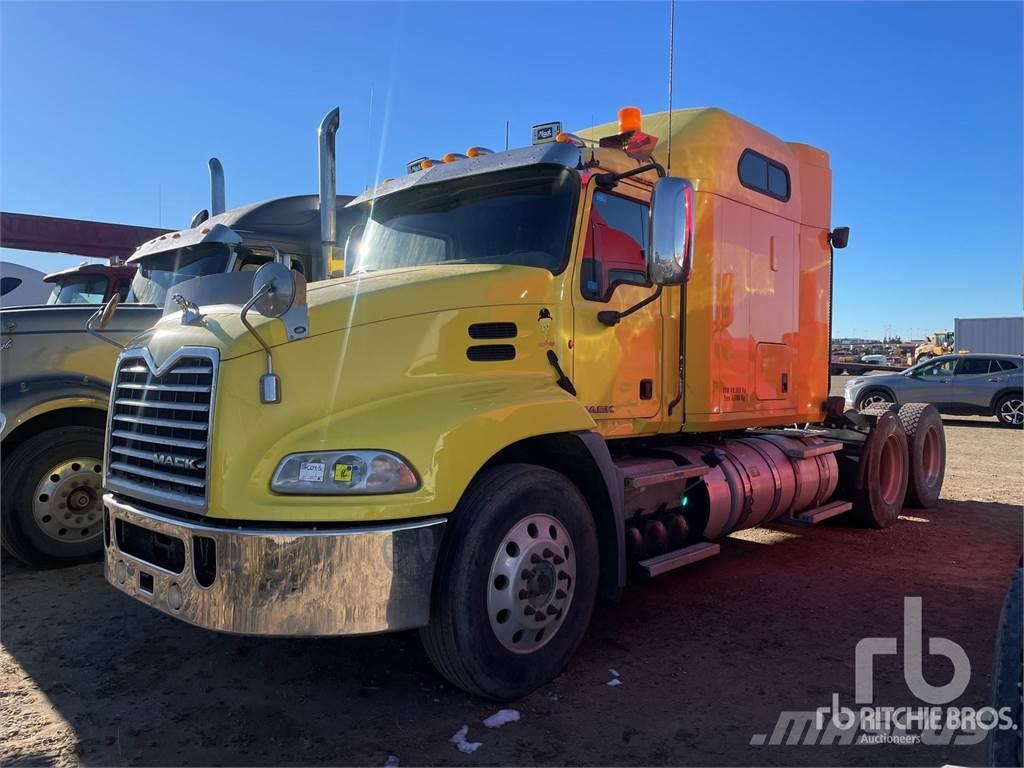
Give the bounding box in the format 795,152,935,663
987,377,1002,382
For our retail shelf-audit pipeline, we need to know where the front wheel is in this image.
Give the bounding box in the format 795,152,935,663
995,393,1024,428
1,426,106,568
420,464,599,701
857,389,895,410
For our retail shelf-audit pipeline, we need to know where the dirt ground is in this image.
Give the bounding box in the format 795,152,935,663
2,379,1021,767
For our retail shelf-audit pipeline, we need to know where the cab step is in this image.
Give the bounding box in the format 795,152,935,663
784,500,853,526
637,541,721,578
624,464,709,489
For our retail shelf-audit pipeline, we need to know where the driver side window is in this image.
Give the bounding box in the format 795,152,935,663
919,359,957,377
580,191,649,302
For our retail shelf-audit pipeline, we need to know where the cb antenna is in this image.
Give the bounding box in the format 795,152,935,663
667,0,676,174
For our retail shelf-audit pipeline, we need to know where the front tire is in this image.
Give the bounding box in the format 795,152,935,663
857,389,895,410
1,426,106,568
995,393,1024,428
420,464,599,701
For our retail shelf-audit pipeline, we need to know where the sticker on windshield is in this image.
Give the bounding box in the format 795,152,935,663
298,462,326,483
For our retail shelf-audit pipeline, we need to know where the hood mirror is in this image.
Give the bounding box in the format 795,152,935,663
251,262,296,318
240,261,309,405
85,293,125,350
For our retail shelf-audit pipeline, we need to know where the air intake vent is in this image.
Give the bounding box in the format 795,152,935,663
106,349,218,515
467,344,516,362
468,322,517,340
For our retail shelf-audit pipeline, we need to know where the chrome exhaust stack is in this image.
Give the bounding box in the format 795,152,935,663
209,158,226,216
317,107,340,282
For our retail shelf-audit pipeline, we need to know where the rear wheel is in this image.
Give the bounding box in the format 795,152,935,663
420,464,599,701
897,403,945,508
995,393,1024,428
850,410,909,528
1,427,105,568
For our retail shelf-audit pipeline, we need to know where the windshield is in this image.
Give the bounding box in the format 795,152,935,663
127,244,231,305
46,275,108,304
348,166,578,275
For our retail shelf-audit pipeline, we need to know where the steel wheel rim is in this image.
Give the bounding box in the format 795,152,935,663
32,457,104,543
921,426,941,485
999,398,1023,425
861,393,892,409
487,513,576,654
879,436,904,505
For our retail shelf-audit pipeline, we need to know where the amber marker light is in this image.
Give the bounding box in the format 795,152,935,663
618,106,642,134
555,132,586,146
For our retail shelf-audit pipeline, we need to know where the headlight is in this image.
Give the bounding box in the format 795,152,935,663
271,450,419,495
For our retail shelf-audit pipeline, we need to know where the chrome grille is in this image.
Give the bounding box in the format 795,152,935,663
106,348,218,514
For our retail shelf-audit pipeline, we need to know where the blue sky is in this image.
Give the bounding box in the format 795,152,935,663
1,1,1020,339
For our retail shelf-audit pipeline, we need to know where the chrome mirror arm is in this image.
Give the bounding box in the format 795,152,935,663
85,306,125,351
240,283,281,404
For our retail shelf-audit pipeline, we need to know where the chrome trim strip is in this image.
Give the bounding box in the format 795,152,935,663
110,431,206,450
104,494,446,637
117,382,212,393
114,399,210,413
112,414,208,431
107,461,206,488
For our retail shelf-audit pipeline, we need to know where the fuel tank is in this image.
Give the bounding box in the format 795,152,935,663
619,434,841,558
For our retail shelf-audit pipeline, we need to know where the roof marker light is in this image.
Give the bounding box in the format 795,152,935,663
466,146,494,157
442,153,468,163
555,132,586,147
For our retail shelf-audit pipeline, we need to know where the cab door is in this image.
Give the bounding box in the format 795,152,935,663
571,186,662,430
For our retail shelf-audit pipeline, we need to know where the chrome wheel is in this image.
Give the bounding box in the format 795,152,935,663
860,392,893,409
999,397,1024,426
487,513,576,654
32,457,104,543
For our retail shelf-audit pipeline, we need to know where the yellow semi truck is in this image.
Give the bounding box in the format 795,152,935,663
99,106,947,700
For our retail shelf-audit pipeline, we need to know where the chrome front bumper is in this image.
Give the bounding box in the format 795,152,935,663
103,493,445,636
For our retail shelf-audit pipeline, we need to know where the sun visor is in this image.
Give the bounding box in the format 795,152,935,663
129,223,242,264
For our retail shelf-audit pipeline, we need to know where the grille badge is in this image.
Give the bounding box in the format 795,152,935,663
152,453,206,471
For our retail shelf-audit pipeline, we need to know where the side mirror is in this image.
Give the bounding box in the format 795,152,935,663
85,293,124,350
98,293,122,329
251,262,297,318
343,224,365,276
830,226,850,249
648,177,694,286
240,262,309,405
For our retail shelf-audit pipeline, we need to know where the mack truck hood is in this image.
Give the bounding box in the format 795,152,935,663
132,263,559,365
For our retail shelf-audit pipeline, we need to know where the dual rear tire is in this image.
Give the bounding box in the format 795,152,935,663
850,402,946,526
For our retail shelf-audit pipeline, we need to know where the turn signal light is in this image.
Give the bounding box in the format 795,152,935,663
618,106,642,134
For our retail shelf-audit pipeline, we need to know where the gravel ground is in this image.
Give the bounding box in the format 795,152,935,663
2,379,1021,767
